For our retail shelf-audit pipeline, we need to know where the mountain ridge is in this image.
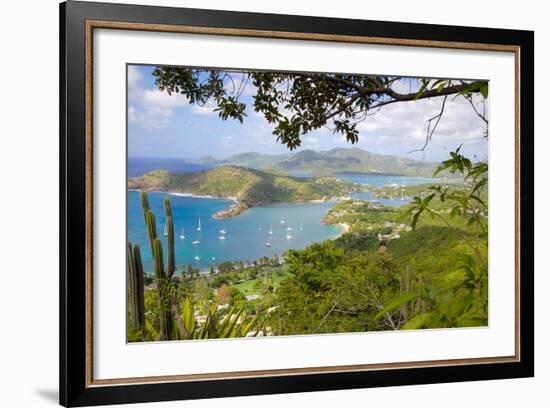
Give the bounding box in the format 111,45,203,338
188,147,439,177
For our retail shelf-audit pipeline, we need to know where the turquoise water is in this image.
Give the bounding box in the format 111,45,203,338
127,174,439,273
128,191,343,273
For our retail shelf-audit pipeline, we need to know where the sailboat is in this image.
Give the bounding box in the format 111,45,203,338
280,218,285,225
265,241,271,247
268,224,273,235
194,255,201,261
192,238,200,245
218,235,226,240
219,222,226,235
163,222,168,237
286,225,293,232
196,218,202,232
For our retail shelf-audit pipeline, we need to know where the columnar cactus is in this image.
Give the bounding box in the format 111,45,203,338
140,191,150,221
163,197,176,278
145,210,157,256
127,242,145,330
132,244,145,327
152,237,172,340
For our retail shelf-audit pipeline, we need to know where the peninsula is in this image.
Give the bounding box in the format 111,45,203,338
128,165,366,218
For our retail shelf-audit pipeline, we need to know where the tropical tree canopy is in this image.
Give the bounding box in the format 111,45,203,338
153,68,489,151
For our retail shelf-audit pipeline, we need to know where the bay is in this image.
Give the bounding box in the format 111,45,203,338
127,171,440,273
128,191,344,273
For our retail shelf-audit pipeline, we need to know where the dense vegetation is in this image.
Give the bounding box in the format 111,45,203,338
128,67,489,339
127,150,488,341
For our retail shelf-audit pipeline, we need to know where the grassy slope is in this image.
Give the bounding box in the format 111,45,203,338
231,270,292,296
128,166,359,207
329,184,488,306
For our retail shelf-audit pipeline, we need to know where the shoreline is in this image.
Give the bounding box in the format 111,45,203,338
339,222,350,233
334,223,350,239
128,188,239,203
129,189,354,220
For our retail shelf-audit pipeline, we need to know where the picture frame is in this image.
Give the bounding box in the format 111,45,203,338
60,0,534,406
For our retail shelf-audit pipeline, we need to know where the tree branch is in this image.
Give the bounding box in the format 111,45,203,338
409,95,448,156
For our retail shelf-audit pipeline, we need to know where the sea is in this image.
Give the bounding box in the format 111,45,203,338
127,159,439,273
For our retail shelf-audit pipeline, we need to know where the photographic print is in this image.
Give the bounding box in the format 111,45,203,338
126,64,489,342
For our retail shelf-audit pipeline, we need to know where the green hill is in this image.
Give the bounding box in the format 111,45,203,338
128,166,362,217
190,147,440,177
273,147,439,176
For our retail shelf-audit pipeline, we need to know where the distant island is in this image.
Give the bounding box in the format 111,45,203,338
188,147,441,177
128,165,366,218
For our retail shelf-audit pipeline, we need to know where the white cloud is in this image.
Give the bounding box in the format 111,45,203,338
128,105,174,130
142,89,187,109
128,106,137,122
355,93,488,149
303,136,319,148
191,101,218,116
127,66,143,93
127,66,187,131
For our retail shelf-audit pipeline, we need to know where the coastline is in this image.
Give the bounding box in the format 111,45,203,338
212,202,249,219
129,188,354,220
339,222,350,233
128,188,238,203
335,223,350,238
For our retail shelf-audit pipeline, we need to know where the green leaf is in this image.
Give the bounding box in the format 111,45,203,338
375,293,419,320
411,211,421,229
181,297,195,335
480,83,489,99
436,81,448,92
456,317,486,327
414,80,430,100
401,312,434,330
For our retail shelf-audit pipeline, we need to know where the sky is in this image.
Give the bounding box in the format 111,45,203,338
127,65,488,163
